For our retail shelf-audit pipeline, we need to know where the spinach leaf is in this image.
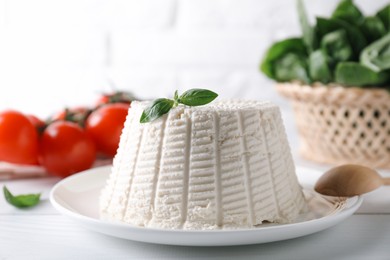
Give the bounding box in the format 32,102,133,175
297,0,316,51
361,33,390,72
361,16,386,43
376,4,390,31
321,29,353,67
309,50,332,83
335,62,389,86
331,0,364,25
274,53,311,84
260,0,389,89
260,38,308,80
316,17,367,57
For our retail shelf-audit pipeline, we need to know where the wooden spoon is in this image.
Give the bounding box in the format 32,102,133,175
314,164,390,197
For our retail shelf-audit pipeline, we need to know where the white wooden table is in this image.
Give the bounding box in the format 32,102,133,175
1,113,390,259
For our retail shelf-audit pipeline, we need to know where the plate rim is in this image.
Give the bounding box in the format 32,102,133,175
50,166,363,245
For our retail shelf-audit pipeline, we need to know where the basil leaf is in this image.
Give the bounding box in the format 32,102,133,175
178,89,218,106
321,29,353,66
274,53,311,84
335,62,389,86
3,186,41,208
376,4,390,31
260,38,308,80
316,17,367,57
173,90,179,101
140,98,174,123
361,17,386,43
331,0,363,25
309,50,332,83
297,0,316,51
361,33,390,72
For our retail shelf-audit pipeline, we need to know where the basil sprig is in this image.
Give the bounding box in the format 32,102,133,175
140,88,218,123
3,186,41,208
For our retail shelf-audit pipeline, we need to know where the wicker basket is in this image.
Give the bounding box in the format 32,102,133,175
277,83,390,169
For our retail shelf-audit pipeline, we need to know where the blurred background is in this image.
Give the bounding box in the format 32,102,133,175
0,0,386,122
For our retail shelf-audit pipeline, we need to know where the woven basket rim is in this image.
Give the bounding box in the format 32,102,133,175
276,82,390,106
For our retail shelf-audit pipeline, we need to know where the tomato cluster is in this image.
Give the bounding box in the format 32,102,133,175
0,91,133,178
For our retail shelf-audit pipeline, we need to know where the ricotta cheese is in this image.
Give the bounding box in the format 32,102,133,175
100,100,307,229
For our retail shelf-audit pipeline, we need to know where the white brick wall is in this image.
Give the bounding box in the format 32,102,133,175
0,0,388,117
106,0,176,30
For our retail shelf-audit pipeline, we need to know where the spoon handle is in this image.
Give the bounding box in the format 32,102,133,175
382,177,390,185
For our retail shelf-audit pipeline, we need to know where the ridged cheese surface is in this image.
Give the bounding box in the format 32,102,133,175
100,100,307,230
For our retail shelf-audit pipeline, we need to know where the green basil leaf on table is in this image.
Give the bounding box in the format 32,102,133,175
178,89,218,106
309,50,332,83
361,16,387,43
140,98,174,123
274,53,311,84
316,17,367,57
331,0,364,25
335,62,389,86
376,4,390,31
321,29,353,66
361,33,390,72
260,38,308,80
297,0,317,51
3,186,41,208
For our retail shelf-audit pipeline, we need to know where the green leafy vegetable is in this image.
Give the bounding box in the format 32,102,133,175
331,0,364,25
361,33,390,72
3,186,41,208
361,17,386,42
335,62,389,86
297,0,316,51
274,53,311,83
309,50,332,83
140,89,218,123
260,38,307,80
260,0,390,88
376,4,390,31
316,17,367,57
321,29,353,66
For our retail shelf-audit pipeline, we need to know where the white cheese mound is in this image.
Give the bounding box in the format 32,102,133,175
100,100,307,230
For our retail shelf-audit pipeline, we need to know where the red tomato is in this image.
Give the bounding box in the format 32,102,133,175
26,114,46,133
0,110,39,165
51,106,91,127
27,114,44,127
85,103,129,157
39,121,96,177
95,95,110,106
95,91,134,106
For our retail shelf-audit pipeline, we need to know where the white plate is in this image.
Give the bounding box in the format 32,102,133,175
50,166,362,246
